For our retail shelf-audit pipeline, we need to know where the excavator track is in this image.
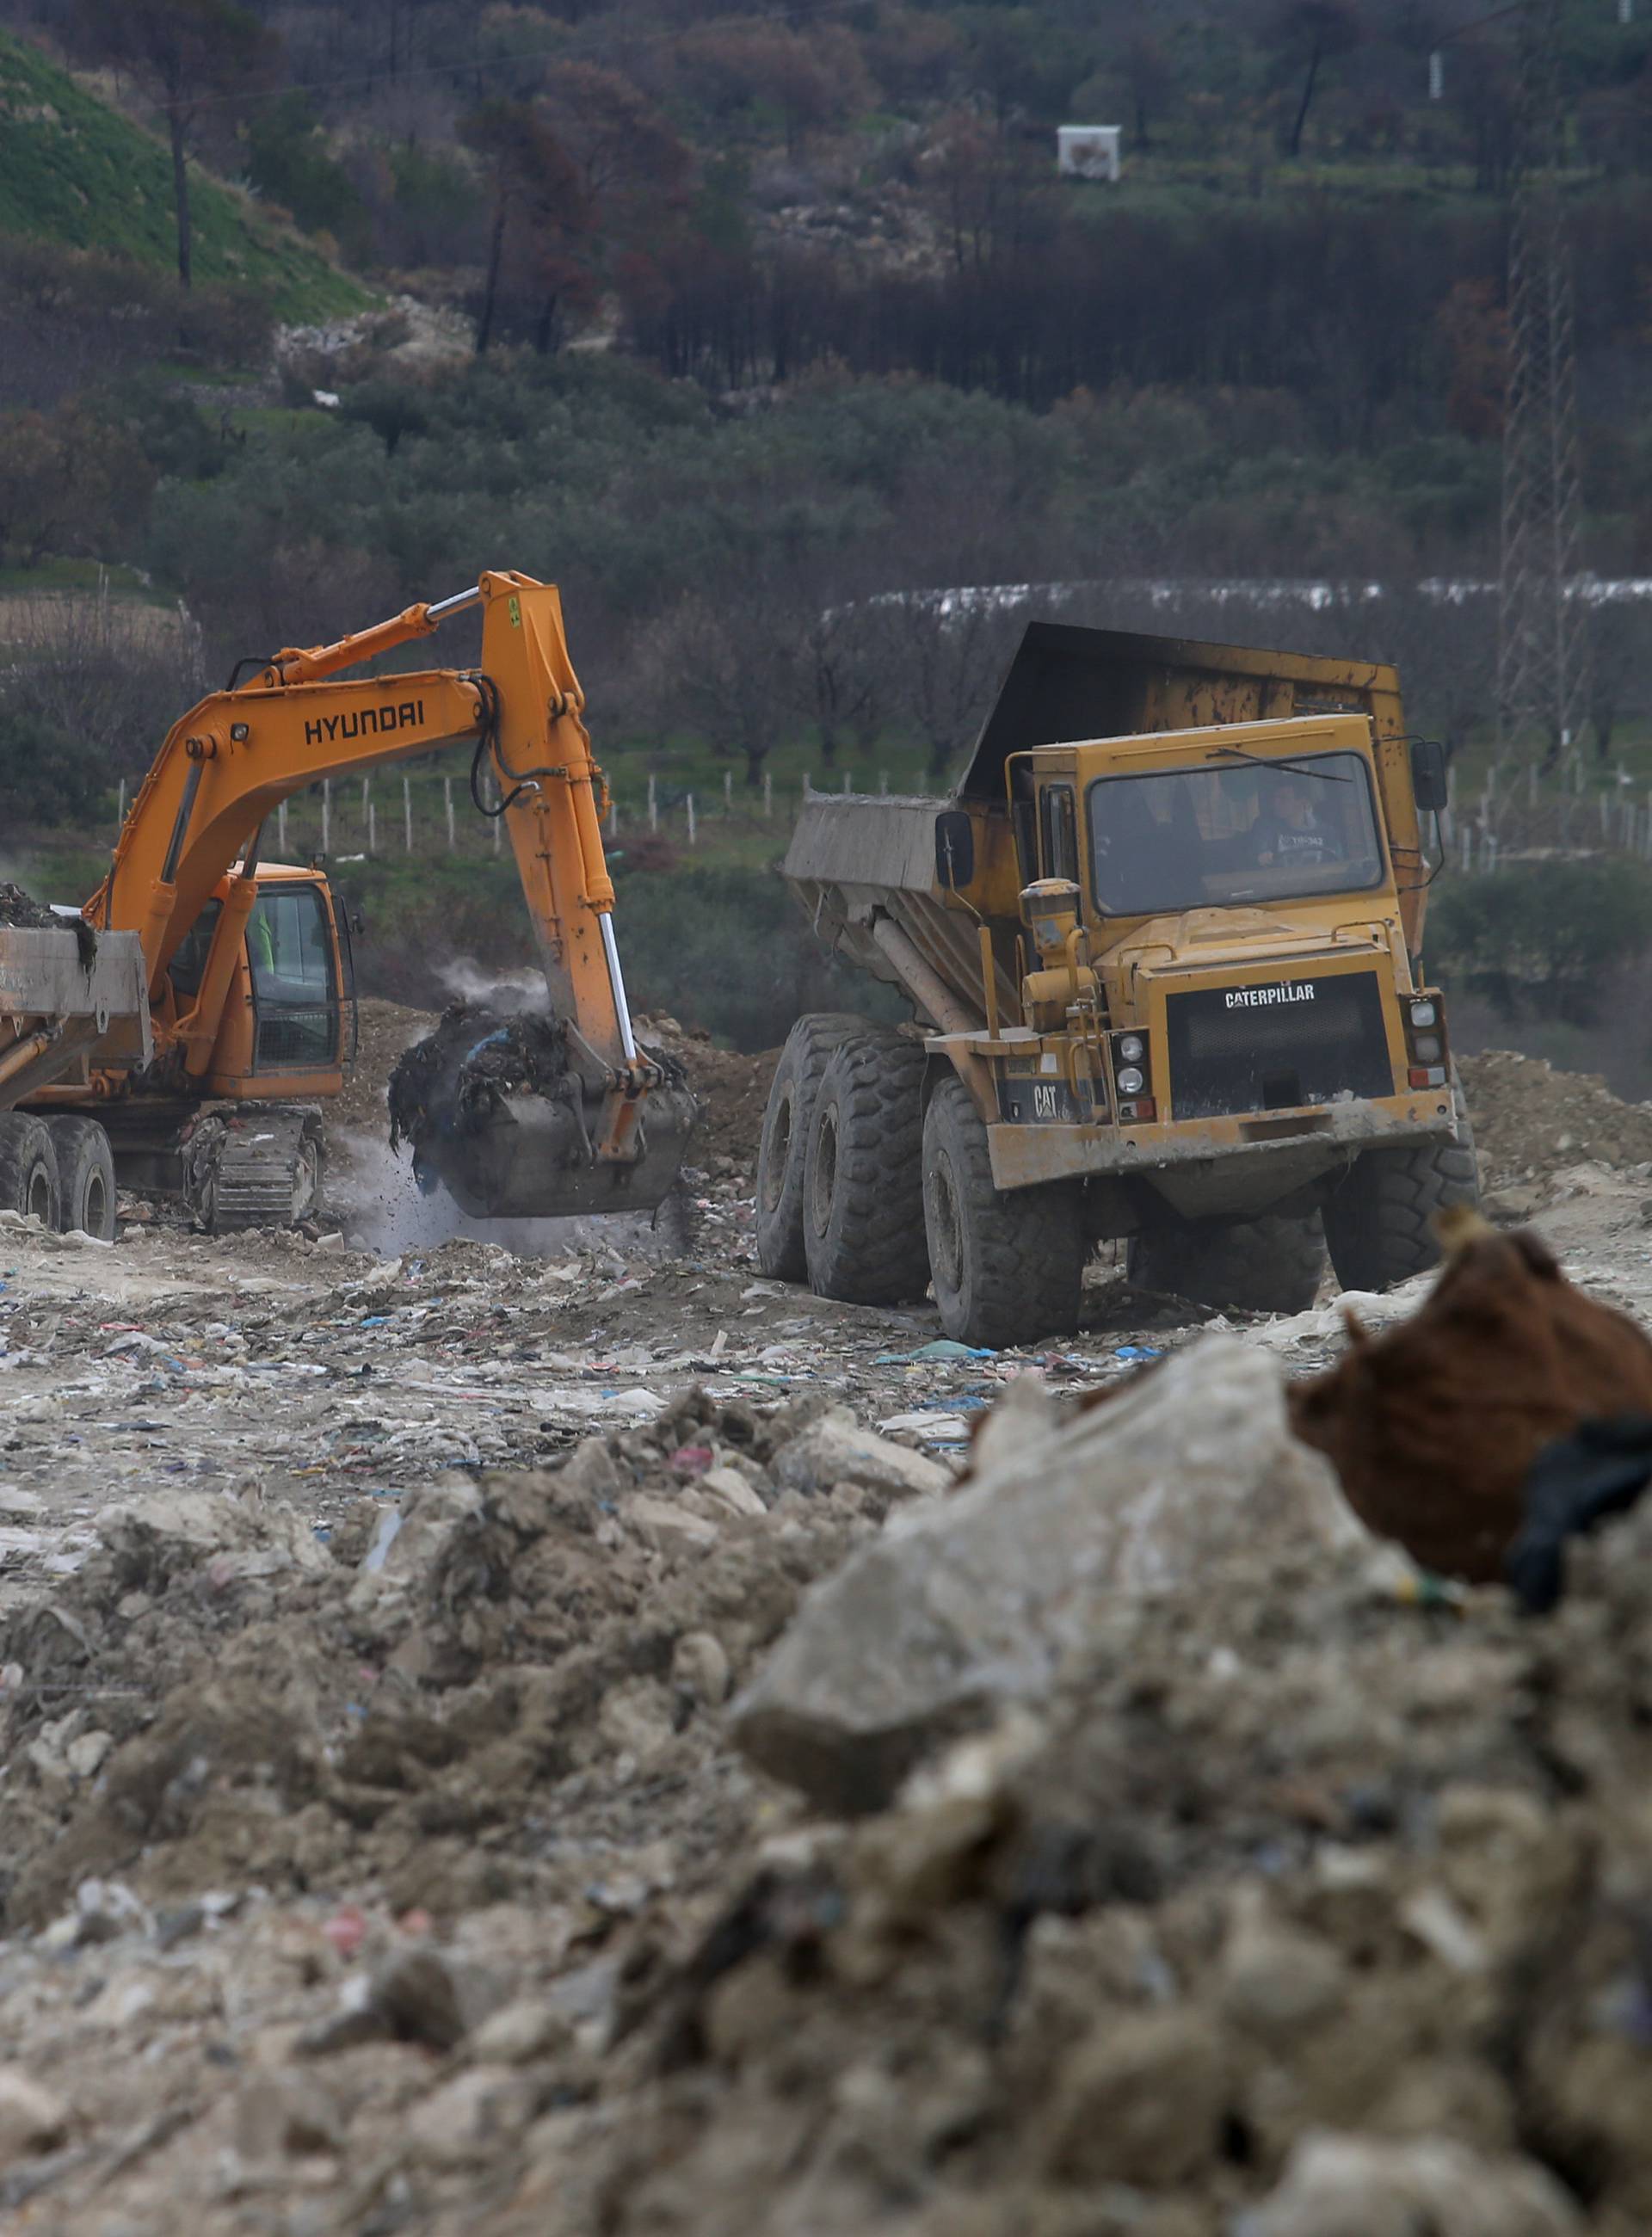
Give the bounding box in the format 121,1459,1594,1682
182,1106,324,1233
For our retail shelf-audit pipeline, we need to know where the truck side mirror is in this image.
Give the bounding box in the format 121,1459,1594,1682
1410,739,1448,812
934,810,975,890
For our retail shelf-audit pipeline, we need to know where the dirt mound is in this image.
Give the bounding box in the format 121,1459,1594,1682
0,1388,882,1933
1461,1048,1652,1186
335,995,435,1131
635,1012,774,1175
491,1502,1652,2234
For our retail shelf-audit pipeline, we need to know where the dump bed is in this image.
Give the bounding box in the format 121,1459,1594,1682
0,924,151,1110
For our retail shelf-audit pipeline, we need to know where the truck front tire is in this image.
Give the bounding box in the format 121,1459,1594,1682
755,1013,866,1280
46,1117,116,1240
0,1114,60,1230
1127,1210,1327,1316
922,1074,1086,1347
1322,1077,1480,1292
803,1031,930,1304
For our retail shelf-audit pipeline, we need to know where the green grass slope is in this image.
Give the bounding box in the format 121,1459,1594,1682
0,31,367,319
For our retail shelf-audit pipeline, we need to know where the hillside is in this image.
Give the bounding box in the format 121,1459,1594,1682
0,29,366,319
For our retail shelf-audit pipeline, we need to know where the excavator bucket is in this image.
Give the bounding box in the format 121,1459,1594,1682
416,1079,700,1220
387,1005,699,1222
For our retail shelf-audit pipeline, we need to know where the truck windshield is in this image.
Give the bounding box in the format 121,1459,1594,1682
1086,751,1385,916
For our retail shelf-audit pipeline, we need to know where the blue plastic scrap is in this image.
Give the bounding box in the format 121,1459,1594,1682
873,1338,996,1365
1113,1345,1162,1363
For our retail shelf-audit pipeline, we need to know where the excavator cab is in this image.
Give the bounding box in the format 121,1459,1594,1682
168,866,354,1099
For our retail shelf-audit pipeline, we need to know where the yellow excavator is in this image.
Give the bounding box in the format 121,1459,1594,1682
0,570,694,1234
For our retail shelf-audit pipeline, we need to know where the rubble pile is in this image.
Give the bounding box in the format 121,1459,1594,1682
1460,1049,1652,1191
11,1046,1652,2228
5,1273,1652,2230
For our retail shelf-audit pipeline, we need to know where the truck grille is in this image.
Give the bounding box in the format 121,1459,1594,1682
1164,971,1393,1121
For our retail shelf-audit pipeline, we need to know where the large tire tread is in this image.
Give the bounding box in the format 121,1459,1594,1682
923,1073,1085,1347
804,1031,930,1304
0,1113,61,1229
46,1116,116,1240
1322,1078,1480,1292
755,1013,866,1281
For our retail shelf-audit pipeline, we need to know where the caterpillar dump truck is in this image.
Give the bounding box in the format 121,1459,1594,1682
758,621,1479,1346
0,570,693,1236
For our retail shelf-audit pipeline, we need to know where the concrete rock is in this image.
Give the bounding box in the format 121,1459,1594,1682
773,1407,951,1502
0,2064,70,2165
671,1630,732,1707
469,1999,576,2067
1041,2010,1226,2187
231,2071,342,2161
348,1474,484,1616
624,1494,720,1556
733,1338,1360,1809
409,2067,538,2167
1238,2131,1583,2237
699,1465,768,1519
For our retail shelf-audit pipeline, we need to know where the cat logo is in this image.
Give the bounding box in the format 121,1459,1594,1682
1033,1084,1063,1118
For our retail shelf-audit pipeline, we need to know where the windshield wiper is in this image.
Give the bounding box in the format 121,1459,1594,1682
1209,744,1351,784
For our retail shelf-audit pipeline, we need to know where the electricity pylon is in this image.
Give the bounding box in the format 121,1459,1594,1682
1496,0,1591,761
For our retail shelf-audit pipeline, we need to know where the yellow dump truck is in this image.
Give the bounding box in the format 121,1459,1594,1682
759,621,1478,1346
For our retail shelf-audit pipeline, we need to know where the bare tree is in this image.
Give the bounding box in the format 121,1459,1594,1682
76,0,276,288
1268,0,1363,158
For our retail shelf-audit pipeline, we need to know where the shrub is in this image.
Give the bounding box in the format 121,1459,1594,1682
1427,860,1652,1023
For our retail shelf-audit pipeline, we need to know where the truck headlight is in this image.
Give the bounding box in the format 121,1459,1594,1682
1116,1065,1145,1097
1117,1033,1145,1063
1409,1000,1437,1028
1411,1032,1442,1062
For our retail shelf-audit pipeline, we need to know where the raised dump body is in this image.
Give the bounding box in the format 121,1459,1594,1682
0,921,151,1236
766,621,1476,1347
0,923,151,1111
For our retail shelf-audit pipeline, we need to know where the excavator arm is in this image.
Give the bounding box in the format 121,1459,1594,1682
84,570,693,1207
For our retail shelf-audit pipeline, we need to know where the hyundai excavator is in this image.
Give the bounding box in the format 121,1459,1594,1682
0,570,695,1235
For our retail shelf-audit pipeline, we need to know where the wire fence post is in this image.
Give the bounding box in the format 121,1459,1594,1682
361,775,370,847
115,778,126,830
879,771,888,795
724,769,732,814
277,800,287,856
321,780,331,854
367,798,378,854
444,776,455,852
403,776,412,853
647,773,657,833
763,770,773,820
607,797,617,839
686,793,696,847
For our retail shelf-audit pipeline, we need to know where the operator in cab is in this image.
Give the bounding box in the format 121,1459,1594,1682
1252,771,1345,872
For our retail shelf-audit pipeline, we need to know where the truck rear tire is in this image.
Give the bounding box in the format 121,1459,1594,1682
46,1117,115,1240
804,1030,930,1305
1322,1076,1480,1292
755,1013,866,1281
1128,1210,1327,1316
0,1114,60,1230
922,1073,1086,1347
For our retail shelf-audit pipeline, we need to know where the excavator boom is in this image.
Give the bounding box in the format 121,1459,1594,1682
83,570,693,1221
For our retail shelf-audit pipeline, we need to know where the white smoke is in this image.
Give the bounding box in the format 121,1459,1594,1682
330,1127,664,1261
